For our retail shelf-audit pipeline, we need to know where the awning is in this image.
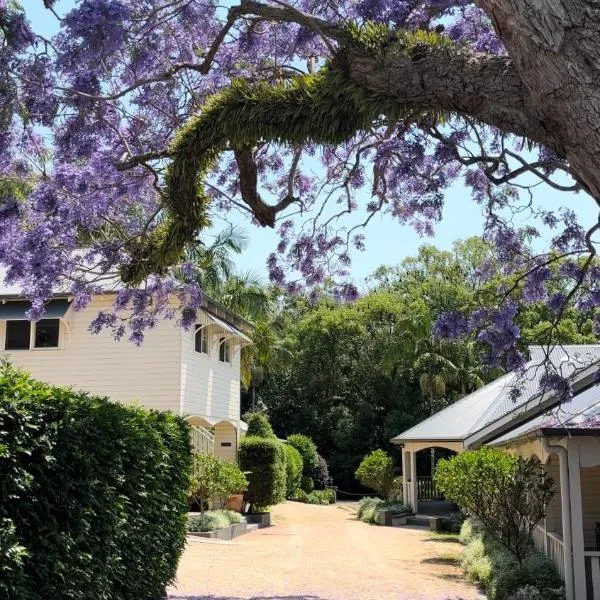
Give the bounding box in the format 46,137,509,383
0,299,72,320
205,312,252,344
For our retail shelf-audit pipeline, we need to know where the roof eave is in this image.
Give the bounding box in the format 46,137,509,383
465,363,600,449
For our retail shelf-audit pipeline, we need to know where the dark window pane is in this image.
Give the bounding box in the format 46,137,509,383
219,338,231,363
34,319,59,348
5,320,31,350
195,327,209,354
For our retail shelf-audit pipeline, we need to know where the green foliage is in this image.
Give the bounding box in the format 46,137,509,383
283,443,303,497
244,410,277,438
0,363,192,600
507,586,558,600
239,436,286,511
289,488,336,505
436,448,555,562
461,522,564,600
287,433,318,474
356,497,411,523
357,497,383,523
190,454,248,513
439,511,467,534
300,475,315,493
187,509,242,532
355,449,395,500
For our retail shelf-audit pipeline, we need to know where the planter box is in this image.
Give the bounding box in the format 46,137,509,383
245,512,271,528
189,519,250,540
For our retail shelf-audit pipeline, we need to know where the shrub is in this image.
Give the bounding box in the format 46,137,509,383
289,489,336,505
436,448,554,562
289,489,309,502
283,443,303,497
239,436,286,511
244,411,276,438
300,475,314,493
190,454,248,514
0,364,192,600
507,585,563,600
440,511,466,534
356,497,384,523
355,449,395,501
312,453,331,489
287,433,318,474
461,520,564,600
187,509,242,532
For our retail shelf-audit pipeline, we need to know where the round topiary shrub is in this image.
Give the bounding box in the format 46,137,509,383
239,436,286,511
355,449,394,500
244,411,276,438
287,433,317,474
283,443,303,497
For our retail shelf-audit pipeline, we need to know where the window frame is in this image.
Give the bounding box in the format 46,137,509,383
218,336,232,364
2,318,62,352
194,325,210,355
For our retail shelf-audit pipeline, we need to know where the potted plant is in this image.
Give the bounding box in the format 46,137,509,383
218,463,248,513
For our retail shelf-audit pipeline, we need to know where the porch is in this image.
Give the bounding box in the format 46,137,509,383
187,415,241,462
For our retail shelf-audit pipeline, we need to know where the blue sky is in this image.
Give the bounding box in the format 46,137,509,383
23,0,599,284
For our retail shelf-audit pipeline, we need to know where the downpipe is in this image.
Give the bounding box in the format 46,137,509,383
541,436,574,600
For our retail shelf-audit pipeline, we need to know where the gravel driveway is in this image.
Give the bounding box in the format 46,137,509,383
168,501,485,600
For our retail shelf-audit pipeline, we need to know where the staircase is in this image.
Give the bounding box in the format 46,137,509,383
190,425,215,456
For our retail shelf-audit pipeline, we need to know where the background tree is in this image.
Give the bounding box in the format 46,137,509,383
1,1,599,383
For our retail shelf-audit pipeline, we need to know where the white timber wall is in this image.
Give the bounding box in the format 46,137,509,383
180,312,241,423
0,296,182,413
580,465,600,548
545,454,563,535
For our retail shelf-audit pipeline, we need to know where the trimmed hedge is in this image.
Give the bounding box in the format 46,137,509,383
289,488,336,505
0,363,193,600
283,443,303,497
244,411,276,438
287,433,317,474
239,436,286,510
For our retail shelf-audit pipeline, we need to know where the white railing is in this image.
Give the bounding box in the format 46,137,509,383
533,525,565,580
585,551,600,600
190,424,215,456
547,532,565,580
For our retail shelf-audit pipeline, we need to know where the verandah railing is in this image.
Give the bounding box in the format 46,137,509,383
190,424,215,456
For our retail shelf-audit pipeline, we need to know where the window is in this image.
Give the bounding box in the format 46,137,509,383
5,321,31,350
219,337,231,363
34,319,60,348
4,319,60,351
194,326,209,354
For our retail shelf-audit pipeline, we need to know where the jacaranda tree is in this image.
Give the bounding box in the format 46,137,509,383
0,1,599,396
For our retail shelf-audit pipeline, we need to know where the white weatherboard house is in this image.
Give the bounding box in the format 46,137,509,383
393,345,600,600
0,285,251,463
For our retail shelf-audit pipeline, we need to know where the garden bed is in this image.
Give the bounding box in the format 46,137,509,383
187,509,259,539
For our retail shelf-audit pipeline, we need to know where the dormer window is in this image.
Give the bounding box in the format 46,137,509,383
219,337,232,364
194,326,209,354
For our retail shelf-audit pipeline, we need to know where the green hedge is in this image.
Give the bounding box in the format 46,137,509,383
239,436,286,510
287,433,317,474
0,364,192,600
283,443,303,497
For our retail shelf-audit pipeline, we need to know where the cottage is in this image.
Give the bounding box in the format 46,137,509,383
393,345,600,600
0,287,251,462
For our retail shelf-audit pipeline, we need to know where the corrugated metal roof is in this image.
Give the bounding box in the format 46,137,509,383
490,382,600,446
392,345,600,445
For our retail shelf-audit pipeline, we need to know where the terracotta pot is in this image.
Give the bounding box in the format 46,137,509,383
224,493,244,513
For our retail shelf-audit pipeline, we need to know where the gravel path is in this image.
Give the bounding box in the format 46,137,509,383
168,501,485,600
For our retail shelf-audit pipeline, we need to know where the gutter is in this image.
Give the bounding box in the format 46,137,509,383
541,436,574,600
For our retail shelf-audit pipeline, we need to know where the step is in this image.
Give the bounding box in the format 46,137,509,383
406,516,431,527
246,523,259,532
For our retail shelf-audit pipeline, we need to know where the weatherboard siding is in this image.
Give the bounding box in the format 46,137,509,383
180,315,241,422
0,296,182,412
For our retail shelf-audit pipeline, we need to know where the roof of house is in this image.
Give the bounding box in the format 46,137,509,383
0,266,253,333
490,381,600,446
391,345,600,447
